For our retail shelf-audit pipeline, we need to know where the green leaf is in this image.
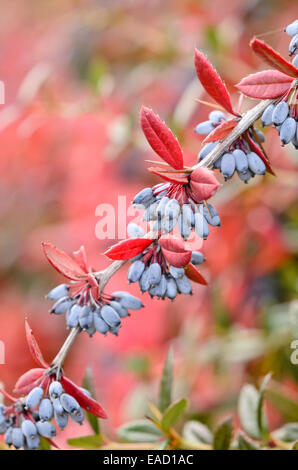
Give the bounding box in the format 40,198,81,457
39,437,51,450
117,419,163,443
257,373,271,438
159,348,174,412
273,423,298,442
67,434,102,449
82,367,100,435
292,441,298,450
266,388,298,422
183,420,213,445
237,433,259,450
213,417,233,450
154,438,171,450
238,384,261,439
161,398,188,431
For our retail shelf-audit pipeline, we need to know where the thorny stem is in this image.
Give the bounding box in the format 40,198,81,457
50,98,277,374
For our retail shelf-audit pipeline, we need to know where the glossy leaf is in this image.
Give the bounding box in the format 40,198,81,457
104,238,153,260
159,348,174,412
213,417,233,450
184,264,208,285
194,49,236,115
42,242,88,281
237,433,259,450
13,368,45,395
266,387,298,422
25,320,49,368
202,119,237,144
61,375,107,419
257,373,271,438
190,167,220,202
238,384,261,439
236,70,293,99
250,38,298,79
161,398,188,431
67,434,102,449
117,419,163,443
159,237,192,267
141,106,184,170
183,421,213,445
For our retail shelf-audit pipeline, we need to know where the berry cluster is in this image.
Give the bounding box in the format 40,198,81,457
44,243,143,337
286,19,298,64
1,381,88,450
133,185,220,240
196,110,267,183
260,20,298,148
128,239,205,299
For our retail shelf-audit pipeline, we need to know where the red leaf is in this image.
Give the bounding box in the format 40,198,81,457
236,70,293,99
190,167,220,202
61,376,107,419
43,242,88,281
194,49,237,115
72,246,88,273
13,368,45,395
104,238,153,260
148,167,188,184
202,119,238,144
159,236,192,267
184,264,208,285
87,273,99,299
250,38,298,79
246,133,275,176
140,107,184,170
25,320,49,368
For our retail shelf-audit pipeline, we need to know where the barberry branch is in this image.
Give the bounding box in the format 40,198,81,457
48,97,279,373
192,98,275,170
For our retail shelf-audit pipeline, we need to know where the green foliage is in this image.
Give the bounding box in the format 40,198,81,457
213,418,233,450
117,419,163,443
67,435,102,450
82,367,100,435
161,398,188,431
159,348,174,413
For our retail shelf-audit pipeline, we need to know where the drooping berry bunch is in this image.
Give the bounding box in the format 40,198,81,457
196,109,268,182
237,21,298,150
2,22,297,450
44,243,143,337
0,322,106,450
127,238,206,300
193,50,275,182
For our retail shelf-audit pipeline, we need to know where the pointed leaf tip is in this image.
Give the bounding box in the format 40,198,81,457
140,106,184,170
25,320,49,369
194,49,237,115
236,70,293,99
250,38,298,79
61,375,107,419
42,242,88,280
202,119,238,144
